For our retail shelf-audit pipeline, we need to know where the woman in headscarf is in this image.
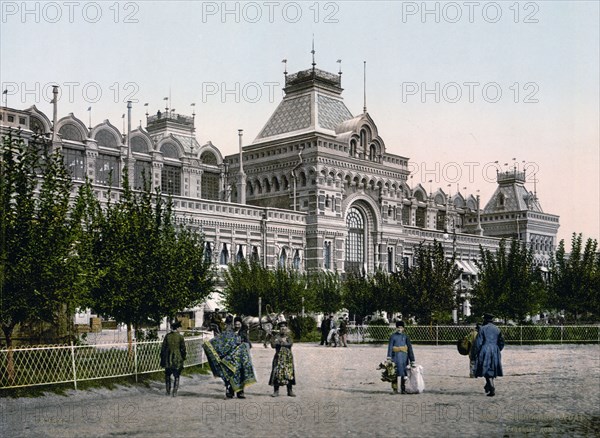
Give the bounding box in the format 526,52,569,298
386,320,415,394
203,315,257,399
269,319,296,397
474,313,504,397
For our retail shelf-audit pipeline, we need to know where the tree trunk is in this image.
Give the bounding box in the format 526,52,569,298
2,324,15,385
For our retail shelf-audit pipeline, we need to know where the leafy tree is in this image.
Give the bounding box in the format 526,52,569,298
396,240,460,324
548,234,599,322
1,132,85,348
87,171,214,346
472,239,545,323
342,273,376,324
308,270,343,314
222,260,308,316
222,259,272,315
370,269,403,320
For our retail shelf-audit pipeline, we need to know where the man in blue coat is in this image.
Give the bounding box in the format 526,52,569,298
474,313,505,397
386,321,415,394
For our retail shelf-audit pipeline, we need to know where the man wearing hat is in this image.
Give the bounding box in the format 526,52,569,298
474,314,505,396
386,321,415,394
160,319,187,397
269,318,296,397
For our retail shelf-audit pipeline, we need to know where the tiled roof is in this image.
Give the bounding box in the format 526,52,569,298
257,95,311,139
318,95,353,130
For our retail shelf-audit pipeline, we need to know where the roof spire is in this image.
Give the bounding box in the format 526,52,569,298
363,61,367,114
311,34,316,72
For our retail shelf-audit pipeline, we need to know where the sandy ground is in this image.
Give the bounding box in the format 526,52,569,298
1,343,599,437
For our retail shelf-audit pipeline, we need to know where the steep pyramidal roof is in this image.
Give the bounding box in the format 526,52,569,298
483,170,543,213
255,67,353,142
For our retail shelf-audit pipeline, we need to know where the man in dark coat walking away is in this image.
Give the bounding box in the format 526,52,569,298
474,314,504,397
160,320,187,397
319,316,330,346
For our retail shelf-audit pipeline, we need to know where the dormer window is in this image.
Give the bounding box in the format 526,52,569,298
498,193,505,207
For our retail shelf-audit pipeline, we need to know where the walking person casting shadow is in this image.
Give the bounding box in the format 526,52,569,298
160,319,186,397
474,314,504,397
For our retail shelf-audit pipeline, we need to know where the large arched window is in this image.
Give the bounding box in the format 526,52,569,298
345,207,365,274
59,124,84,142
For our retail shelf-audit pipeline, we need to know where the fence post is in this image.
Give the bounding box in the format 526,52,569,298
560,325,563,344
134,340,138,383
520,326,523,346
436,325,439,346
70,341,77,390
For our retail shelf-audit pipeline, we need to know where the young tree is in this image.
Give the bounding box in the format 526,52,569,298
472,239,545,323
548,234,599,322
1,132,85,348
396,241,460,324
87,171,214,347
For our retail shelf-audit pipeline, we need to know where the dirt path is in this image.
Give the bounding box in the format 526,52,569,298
2,344,599,437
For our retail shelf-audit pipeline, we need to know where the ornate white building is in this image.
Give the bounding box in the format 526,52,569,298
0,64,559,325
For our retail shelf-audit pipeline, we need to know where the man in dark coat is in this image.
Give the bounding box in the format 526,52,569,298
160,320,187,397
474,314,504,397
319,316,330,346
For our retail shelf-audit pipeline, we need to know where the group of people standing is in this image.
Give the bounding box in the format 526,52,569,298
319,314,349,347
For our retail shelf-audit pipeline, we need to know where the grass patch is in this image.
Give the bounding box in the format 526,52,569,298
0,363,210,398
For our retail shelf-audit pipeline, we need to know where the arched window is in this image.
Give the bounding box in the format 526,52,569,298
279,248,287,267
204,242,213,263
161,143,179,158
324,241,331,270
369,144,377,161
251,246,260,262
59,124,83,142
498,193,505,207
219,243,229,265
350,139,357,157
293,250,301,270
95,130,118,149
200,151,217,165
345,207,365,274
131,136,149,153
236,245,245,263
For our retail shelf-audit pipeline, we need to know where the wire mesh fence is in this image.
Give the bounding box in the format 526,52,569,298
0,334,209,390
347,325,600,345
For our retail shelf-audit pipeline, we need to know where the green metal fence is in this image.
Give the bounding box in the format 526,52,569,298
0,334,209,390
348,325,600,344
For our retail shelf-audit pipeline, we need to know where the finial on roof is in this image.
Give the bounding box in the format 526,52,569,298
337,59,342,76
282,59,287,76
311,35,316,71
363,61,367,114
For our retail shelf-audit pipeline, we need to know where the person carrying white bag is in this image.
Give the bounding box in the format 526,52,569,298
386,320,416,394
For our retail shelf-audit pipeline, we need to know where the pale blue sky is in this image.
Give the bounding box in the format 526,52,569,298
1,1,598,244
